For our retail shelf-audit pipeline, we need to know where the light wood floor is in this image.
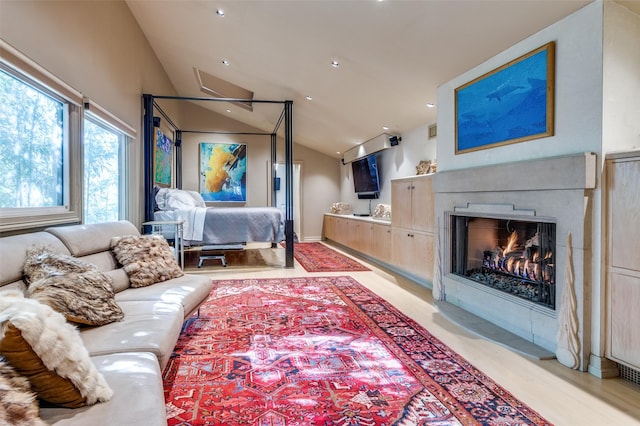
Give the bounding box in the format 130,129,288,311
190,243,640,426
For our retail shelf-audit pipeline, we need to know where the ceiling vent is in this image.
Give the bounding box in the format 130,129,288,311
342,133,398,164
195,68,254,111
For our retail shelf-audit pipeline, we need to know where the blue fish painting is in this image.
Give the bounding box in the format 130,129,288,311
455,42,555,153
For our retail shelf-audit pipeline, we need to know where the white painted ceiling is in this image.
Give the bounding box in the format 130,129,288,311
125,0,636,159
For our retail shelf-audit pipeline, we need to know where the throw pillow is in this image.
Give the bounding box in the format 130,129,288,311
0,356,46,426
23,246,95,284
23,246,124,326
110,235,183,288
0,289,113,408
26,271,125,326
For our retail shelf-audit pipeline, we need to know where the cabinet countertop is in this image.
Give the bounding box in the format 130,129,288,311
324,213,391,225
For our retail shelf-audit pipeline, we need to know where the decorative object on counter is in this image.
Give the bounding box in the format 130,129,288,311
330,202,353,215
372,204,391,219
416,160,436,175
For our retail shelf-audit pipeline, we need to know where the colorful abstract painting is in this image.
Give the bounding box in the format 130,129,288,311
154,128,172,186
199,142,247,202
455,42,555,154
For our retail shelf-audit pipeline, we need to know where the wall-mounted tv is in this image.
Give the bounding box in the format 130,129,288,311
351,155,380,199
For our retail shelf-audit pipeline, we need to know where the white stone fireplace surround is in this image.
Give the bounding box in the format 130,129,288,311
433,153,596,371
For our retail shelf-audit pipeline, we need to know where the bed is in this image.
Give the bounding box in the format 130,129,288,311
153,188,285,246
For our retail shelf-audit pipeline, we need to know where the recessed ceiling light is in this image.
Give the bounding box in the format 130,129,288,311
331,60,340,68
226,109,232,113
306,95,313,100
426,102,435,108
382,126,390,130
216,9,225,17
221,59,229,66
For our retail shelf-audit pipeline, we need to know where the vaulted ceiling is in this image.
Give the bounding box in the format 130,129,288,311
125,0,636,159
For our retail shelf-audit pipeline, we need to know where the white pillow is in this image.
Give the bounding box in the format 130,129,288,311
155,188,205,211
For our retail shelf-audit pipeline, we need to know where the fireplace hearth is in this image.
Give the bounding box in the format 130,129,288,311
451,215,556,309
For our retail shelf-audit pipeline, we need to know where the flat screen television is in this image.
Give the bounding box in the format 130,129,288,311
351,155,380,199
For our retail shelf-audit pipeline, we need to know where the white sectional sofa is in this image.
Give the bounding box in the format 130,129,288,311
0,220,214,425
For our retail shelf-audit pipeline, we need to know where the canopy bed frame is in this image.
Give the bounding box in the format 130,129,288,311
142,94,295,268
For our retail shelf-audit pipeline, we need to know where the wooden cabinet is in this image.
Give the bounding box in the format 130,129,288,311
391,228,434,283
606,153,640,371
323,214,391,264
372,223,392,263
391,176,434,232
391,174,435,284
323,215,336,241
321,174,434,285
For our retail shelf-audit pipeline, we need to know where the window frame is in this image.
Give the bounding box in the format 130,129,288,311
0,41,136,233
83,110,129,223
0,45,83,233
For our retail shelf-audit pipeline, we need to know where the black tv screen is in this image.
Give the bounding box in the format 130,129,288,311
351,155,380,196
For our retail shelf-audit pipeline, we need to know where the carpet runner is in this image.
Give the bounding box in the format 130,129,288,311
288,242,370,272
163,276,551,425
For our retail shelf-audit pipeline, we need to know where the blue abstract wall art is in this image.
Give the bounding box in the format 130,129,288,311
199,142,247,202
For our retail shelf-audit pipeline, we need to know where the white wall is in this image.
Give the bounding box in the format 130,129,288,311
338,123,437,214
436,3,604,172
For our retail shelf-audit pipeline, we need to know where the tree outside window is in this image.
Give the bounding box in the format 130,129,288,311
0,69,65,208
83,118,122,224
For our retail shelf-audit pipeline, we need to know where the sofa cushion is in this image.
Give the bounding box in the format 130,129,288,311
46,221,140,257
38,352,167,426
110,235,183,288
0,356,46,426
104,269,131,293
0,290,113,408
79,301,184,370
23,247,124,326
115,273,213,318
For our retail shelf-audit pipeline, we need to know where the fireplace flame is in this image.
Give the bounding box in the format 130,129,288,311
482,228,555,286
504,231,519,255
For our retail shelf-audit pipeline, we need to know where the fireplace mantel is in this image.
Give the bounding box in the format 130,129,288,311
433,152,596,193
433,152,598,371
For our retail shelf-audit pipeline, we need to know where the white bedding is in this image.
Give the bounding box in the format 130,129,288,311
153,188,285,245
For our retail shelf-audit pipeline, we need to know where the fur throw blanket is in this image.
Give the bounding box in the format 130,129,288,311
0,289,113,407
0,357,46,426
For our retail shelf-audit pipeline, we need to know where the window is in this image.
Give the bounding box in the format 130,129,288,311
0,68,66,208
1,42,134,233
83,115,125,223
0,45,83,233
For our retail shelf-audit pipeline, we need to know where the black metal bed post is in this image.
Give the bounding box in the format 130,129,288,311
142,94,154,223
271,133,277,208
284,101,294,268
175,130,183,189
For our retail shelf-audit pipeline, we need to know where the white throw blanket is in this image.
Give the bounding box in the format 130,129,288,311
178,207,207,241
155,188,208,241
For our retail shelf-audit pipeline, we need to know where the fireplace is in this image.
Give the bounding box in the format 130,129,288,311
433,153,597,370
451,215,556,309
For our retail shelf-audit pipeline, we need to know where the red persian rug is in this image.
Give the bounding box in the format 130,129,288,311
287,242,370,272
163,276,551,425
